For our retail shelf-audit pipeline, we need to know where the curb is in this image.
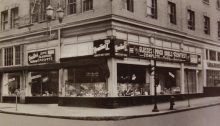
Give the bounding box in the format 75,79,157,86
0,103,220,121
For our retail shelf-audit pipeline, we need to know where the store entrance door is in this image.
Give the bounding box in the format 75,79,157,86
0,73,2,102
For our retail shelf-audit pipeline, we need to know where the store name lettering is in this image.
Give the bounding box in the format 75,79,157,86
129,44,191,63
207,62,220,68
28,49,55,64
93,40,110,54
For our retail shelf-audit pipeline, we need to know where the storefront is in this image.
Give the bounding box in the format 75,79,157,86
24,42,60,103
58,35,202,107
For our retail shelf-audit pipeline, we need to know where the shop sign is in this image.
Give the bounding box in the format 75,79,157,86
93,39,113,57
93,39,128,58
128,44,191,63
207,62,220,68
28,49,55,64
114,39,128,58
190,54,201,64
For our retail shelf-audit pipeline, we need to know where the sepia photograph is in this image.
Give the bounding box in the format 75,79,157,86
0,0,220,126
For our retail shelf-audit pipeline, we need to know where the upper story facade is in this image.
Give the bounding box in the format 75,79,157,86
0,0,220,46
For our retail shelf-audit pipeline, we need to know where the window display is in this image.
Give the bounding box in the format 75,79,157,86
64,66,108,97
117,64,149,96
2,73,20,96
157,68,180,95
29,71,58,96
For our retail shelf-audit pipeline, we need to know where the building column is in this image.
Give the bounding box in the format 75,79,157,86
149,60,154,95
25,71,31,96
180,63,185,94
107,58,118,97
59,68,64,96
19,71,26,103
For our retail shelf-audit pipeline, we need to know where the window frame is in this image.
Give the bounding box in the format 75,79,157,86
146,0,157,19
204,16,210,35
82,0,93,12
168,1,176,25
3,46,21,67
187,9,195,30
67,0,77,15
1,10,8,30
11,7,19,29
209,50,217,61
126,0,134,12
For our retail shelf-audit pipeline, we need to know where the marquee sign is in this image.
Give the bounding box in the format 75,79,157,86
129,44,200,64
28,49,55,64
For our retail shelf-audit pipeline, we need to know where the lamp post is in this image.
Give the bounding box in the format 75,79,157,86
152,60,159,112
46,5,64,38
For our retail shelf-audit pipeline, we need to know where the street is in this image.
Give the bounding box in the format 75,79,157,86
0,105,219,126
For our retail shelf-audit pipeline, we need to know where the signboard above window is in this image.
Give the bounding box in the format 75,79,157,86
28,49,55,64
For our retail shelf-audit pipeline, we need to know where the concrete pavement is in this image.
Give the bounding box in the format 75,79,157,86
0,96,220,120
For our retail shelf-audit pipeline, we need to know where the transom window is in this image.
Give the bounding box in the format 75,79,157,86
4,46,21,66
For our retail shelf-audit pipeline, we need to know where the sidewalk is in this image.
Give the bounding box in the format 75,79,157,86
0,96,220,120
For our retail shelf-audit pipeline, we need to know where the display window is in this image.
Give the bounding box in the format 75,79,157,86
156,68,180,95
207,70,220,87
2,73,20,96
29,71,58,96
117,64,149,96
64,66,108,97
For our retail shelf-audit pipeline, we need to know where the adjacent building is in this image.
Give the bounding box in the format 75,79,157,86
0,0,219,107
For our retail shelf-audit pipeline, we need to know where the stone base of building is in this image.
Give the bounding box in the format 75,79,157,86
204,87,220,97
58,94,204,108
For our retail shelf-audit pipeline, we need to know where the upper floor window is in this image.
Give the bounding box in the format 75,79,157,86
187,9,195,30
204,16,210,35
218,52,220,61
146,0,157,19
67,0,77,15
217,0,220,8
168,2,176,24
31,0,50,23
218,21,220,37
203,0,209,4
82,0,93,12
1,10,8,30
210,50,216,61
126,0,134,12
11,7,19,29
4,46,21,66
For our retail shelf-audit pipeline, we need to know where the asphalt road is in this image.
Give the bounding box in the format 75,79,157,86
0,105,220,126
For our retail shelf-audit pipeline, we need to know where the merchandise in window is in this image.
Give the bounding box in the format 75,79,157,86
156,68,180,95
207,70,220,87
29,71,58,96
3,73,20,96
64,66,108,97
117,64,149,96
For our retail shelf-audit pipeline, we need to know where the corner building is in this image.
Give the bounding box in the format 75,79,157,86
0,0,219,107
